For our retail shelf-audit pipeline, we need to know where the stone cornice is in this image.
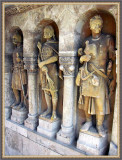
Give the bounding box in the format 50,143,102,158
5,5,42,16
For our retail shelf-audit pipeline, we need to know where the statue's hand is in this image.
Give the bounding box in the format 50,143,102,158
38,61,45,68
80,55,91,63
78,48,83,56
16,53,21,62
37,42,42,50
42,66,48,72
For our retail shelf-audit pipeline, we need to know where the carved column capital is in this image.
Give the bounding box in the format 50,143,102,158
59,56,77,76
23,56,38,73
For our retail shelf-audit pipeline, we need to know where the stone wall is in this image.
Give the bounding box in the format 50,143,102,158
4,3,119,156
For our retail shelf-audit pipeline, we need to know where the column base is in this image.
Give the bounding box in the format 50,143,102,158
11,107,28,125
77,126,109,155
24,114,38,130
57,125,75,144
108,141,118,155
5,107,12,119
37,115,61,138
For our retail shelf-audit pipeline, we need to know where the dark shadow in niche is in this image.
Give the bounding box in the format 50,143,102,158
74,9,116,142
36,19,63,119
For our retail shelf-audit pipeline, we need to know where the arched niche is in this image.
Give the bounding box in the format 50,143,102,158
81,9,116,42
9,26,23,45
75,10,116,138
36,19,63,118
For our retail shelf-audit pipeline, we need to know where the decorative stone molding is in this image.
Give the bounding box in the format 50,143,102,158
59,56,77,76
23,56,38,73
5,5,41,16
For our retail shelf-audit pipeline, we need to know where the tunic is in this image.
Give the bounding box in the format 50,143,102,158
79,34,115,115
12,45,27,90
39,40,58,92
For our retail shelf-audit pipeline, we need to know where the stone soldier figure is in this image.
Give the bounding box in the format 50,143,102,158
37,25,59,120
11,31,27,109
76,15,116,137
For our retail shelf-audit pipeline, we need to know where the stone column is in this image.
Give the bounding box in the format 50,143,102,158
57,52,77,144
5,55,15,119
109,49,119,156
108,89,118,155
23,31,38,130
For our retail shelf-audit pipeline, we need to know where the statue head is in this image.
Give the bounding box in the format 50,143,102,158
90,15,103,34
12,31,22,45
43,25,55,39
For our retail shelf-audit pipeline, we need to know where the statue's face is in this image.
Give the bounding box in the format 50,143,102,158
12,34,22,44
90,19,103,34
43,27,53,39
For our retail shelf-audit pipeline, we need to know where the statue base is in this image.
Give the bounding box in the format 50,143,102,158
77,126,109,155
5,106,12,119
11,106,28,125
57,125,75,145
24,114,38,130
37,115,61,138
108,141,118,155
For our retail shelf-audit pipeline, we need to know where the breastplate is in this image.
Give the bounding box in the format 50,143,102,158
41,45,53,61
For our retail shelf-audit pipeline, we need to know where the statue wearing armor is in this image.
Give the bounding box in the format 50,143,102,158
11,31,27,109
76,15,116,137
37,25,59,120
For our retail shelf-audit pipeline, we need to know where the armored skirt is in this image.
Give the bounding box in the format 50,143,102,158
12,45,27,90
12,66,27,90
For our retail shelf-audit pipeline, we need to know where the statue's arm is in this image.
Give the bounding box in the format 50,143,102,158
38,55,58,69
16,52,23,63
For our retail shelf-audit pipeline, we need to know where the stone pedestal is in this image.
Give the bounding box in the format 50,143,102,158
11,107,28,125
57,53,77,144
109,141,118,155
24,114,38,130
37,116,61,138
57,124,75,144
5,106,12,120
77,127,109,155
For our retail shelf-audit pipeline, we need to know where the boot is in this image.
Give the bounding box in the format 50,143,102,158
41,92,51,117
11,89,20,108
97,125,106,137
51,97,58,120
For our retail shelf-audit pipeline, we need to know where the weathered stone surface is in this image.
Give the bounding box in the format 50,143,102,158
37,117,61,138
11,108,28,125
5,120,85,156
5,127,60,156
5,3,119,156
108,141,118,155
77,127,109,155
5,119,28,137
24,115,38,130
5,72,15,119
5,127,23,155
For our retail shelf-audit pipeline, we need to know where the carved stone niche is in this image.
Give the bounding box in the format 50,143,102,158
10,27,28,125
76,10,116,155
36,19,63,138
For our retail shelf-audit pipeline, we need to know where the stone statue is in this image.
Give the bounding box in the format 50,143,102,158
37,25,59,120
11,31,27,110
76,15,116,137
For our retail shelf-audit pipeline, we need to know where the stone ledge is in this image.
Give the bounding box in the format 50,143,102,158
5,119,85,156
